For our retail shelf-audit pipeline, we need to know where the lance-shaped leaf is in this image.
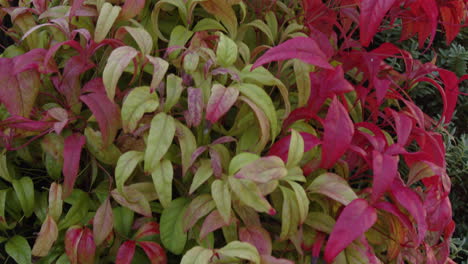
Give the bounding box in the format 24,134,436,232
77,228,96,264
116,240,136,264
279,186,301,239
229,153,260,175
95,2,121,42
206,84,239,123
438,69,460,124
84,127,121,165
186,87,203,127
48,182,63,222
121,0,146,20
12,177,35,217
115,151,144,196
32,215,58,257
144,113,175,173
228,177,275,214
147,56,169,92
138,241,167,264
371,151,398,203
286,130,304,168
252,37,332,70
93,198,113,246
181,246,214,264
324,199,377,263
287,181,309,224
391,110,413,146
151,159,173,208
175,122,197,176
164,74,184,112
211,179,231,223
189,159,213,194
121,86,159,133
239,226,272,255
80,92,121,147
234,156,287,184
359,0,397,47
268,132,321,163
183,194,216,231
218,241,260,264
63,134,86,198
160,198,189,254
307,173,357,205
65,226,83,264
321,97,354,169
133,222,160,240
59,191,90,230
111,187,152,217
200,210,234,240
216,33,238,67
103,46,139,101
200,0,238,37
5,236,32,264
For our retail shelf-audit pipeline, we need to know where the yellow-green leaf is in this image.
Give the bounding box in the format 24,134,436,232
151,159,173,208
121,86,159,133
181,246,213,264
115,151,144,196
218,241,260,264
189,159,213,194
164,74,184,112
94,2,121,43
211,179,231,223
216,33,238,67
228,177,273,214
103,46,139,101
287,130,304,168
144,113,176,173
307,173,357,205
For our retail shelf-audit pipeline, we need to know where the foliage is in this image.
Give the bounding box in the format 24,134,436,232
0,0,466,263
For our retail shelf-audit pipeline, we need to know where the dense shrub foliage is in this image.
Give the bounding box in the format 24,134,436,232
0,0,466,263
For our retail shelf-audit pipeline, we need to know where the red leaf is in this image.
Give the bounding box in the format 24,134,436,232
390,179,427,245
268,132,320,162
63,133,86,198
138,241,167,264
390,110,413,146
185,87,203,127
438,69,459,124
69,0,85,20
116,241,136,264
359,0,397,47
252,37,333,70
239,226,272,255
133,222,160,241
321,97,354,169
439,1,465,44
205,84,239,123
59,56,95,106
77,228,96,264
371,151,398,203
0,116,52,131
80,92,121,147
121,0,146,20
65,226,84,264
324,199,377,263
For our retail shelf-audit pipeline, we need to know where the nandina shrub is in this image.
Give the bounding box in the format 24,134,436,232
0,0,466,263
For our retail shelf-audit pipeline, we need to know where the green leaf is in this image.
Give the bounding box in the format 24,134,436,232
0,152,13,182
183,52,199,73
119,26,153,55
164,74,184,112
160,198,190,254
12,177,35,217
94,2,121,42
115,151,144,196
235,83,278,139
144,112,176,173
304,212,336,234
151,0,188,41
265,11,278,42
307,173,357,205
183,194,216,231
245,20,274,45
84,127,121,165
192,18,226,32
211,179,231,223
151,159,173,208
216,33,238,67
5,235,31,264
121,86,159,133
228,153,260,175
287,181,309,224
218,241,260,264
113,206,134,237
228,177,273,214
0,189,15,230
181,246,213,264
103,46,139,101
58,190,90,230
175,121,197,176
287,130,304,168
189,159,213,194
279,186,300,239
167,25,193,60
111,186,152,217
293,59,312,107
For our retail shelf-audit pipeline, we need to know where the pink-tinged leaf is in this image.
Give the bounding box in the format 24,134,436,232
0,116,52,131
32,215,59,257
307,173,357,205
260,255,294,264
32,0,47,13
282,107,320,130
121,0,146,20
234,156,287,184
371,151,398,203
239,226,272,255
80,92,121,147
373,201,413,230
321,97,354,169
65,226,83,264
209,148,223,178
59,56,95,107
116,240,136,264
425,192,452,232
359,0,397,46
138,241,167,264
312,232,326,260
373,77,391,105
438,69,459,124
268,132,321,162
12,48,49,74
211,136,236,145
206,84,239,123
48,107,69,134
183,195,216,231
111,188,152,217
390,179,427,245
185,87,203,127
310,65,355,100
63,134,86,198
133,222,160,241
82,78,106,94
324,199,377,263
390,110,413,146
93,198,113,246
69,0,85,20
200,210,233,240
77,228,96,264
252,37,333,69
